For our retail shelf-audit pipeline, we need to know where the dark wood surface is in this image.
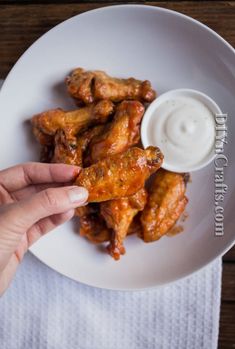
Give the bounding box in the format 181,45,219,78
0,1,234,348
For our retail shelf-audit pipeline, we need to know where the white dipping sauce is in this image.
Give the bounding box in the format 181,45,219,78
147,96,215,169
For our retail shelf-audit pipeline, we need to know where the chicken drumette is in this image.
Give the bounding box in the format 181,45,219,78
101,188,147,260
31,100,114,142
66,68,156,105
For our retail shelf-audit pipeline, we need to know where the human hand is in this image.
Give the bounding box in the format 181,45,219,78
0,162,88,295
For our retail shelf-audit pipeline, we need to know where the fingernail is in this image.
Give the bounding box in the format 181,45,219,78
68,187,88,204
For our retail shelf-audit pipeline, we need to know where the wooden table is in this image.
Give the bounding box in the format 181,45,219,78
0,1,234,347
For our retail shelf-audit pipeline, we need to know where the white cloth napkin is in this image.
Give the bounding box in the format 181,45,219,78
0,253,221,349
0,80,222,349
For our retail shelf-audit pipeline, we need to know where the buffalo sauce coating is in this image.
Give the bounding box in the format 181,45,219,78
141,169,188,242
75,146,163,202
66,68,156,105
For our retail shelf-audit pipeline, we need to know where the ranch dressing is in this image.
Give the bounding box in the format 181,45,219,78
147,96,215,170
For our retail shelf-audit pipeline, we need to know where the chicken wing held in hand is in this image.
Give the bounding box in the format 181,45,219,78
75,146,163,202
141,169,188,242
88,100,145,163
66,68,156,105
101,188,147,260
31,100,114,141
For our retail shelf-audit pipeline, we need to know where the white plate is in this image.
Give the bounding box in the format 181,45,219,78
0,5,234,290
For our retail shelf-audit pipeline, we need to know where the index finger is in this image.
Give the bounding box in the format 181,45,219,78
0,162,81,192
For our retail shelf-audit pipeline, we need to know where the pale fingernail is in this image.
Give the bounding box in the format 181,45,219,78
68,187,88,204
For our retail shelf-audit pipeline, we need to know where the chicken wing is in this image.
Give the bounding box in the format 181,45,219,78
127,214,143,236
87,100,145,163
76,204,111,244
101,188,147,260
31,100,114,141
32,127,54,146
66,68,156,105
52,125,105,166
141,169,188,242
40,145,54,163
75,146,163,202
52,129,81,166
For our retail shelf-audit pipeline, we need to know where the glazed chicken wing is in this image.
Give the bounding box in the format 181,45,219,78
52,125,105,166
40,145,54,163
52,129,81,166
75,146,163,202
31,100,114,141
141,169,188,242
32,127,54,146
66,68,156,105
87,100,145,163
127,214,143,236
101,188,147,260
76,204,111,244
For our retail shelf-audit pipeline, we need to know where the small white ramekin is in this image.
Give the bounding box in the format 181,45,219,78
141,88,222,173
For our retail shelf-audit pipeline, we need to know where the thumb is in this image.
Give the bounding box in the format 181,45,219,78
0,186,88,233
0,186,88,275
